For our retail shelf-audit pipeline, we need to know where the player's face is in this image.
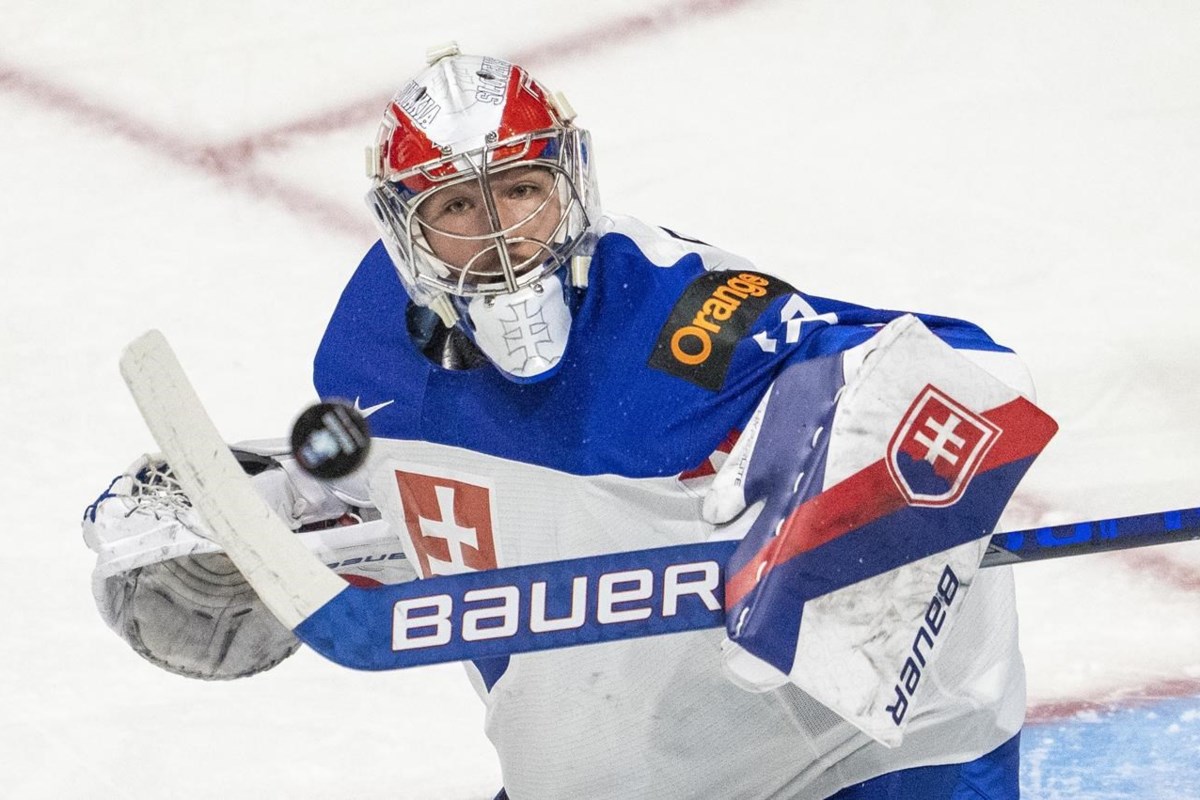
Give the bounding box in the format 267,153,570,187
416,166,562,283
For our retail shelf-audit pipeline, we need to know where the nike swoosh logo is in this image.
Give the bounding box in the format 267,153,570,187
353,397,395,418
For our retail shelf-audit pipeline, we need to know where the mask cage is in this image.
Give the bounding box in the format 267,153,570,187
367,127,596,306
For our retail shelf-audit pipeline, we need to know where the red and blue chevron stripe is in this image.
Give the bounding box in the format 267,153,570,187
724,394,1058,675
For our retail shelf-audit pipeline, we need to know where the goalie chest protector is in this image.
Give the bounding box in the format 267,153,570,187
312,216,1026,799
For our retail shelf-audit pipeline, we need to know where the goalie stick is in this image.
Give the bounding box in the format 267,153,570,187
983,507,1200,565
120,329,1200,671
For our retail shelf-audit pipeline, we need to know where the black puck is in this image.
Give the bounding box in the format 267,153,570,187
290,401,371,479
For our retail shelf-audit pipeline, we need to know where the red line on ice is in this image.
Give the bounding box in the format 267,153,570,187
0,0,762,239
1121,548,1200,592
213,0,762,159
0,60,368,238
1026,548,1200,723
1027,676,1200,724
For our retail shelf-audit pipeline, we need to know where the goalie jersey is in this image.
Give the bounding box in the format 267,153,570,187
312,215,1031,799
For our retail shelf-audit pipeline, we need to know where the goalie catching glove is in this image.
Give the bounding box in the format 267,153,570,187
82,445,413,679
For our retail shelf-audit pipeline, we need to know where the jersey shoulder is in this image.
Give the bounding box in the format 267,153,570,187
313,241,430,434
596,213,757,274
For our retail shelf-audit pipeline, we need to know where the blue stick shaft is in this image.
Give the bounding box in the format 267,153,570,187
982,506,1200,566
292,507,1200,670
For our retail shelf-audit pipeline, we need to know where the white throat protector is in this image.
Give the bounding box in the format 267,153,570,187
463,272,572,382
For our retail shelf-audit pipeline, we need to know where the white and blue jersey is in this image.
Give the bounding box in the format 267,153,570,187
316,215,1012,477
313,215,1026,799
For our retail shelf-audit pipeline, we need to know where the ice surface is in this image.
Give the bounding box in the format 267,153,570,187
3,1,1199,796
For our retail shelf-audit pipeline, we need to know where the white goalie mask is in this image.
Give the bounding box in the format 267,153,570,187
365,44,600,383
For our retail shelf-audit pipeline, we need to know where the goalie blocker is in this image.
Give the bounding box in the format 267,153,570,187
717,316,1057,745
120,318,1056,748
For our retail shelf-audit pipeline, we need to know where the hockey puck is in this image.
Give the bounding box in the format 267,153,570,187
290,401,371,479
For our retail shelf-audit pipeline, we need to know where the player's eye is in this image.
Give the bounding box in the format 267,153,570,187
507,183,539,200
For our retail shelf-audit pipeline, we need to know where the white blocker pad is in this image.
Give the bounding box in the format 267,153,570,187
721,315,1056,747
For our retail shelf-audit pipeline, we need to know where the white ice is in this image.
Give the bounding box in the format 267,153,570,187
3,1,1199,797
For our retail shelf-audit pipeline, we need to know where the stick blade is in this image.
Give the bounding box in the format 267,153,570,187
120,329,345,630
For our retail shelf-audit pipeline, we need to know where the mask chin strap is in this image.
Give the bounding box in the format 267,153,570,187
427,294,460,327
570,253,591,288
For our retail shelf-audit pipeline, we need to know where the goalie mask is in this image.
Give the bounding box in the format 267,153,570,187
365,44,600,383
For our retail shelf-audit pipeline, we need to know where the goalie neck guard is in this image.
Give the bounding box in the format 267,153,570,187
364,45,600,382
